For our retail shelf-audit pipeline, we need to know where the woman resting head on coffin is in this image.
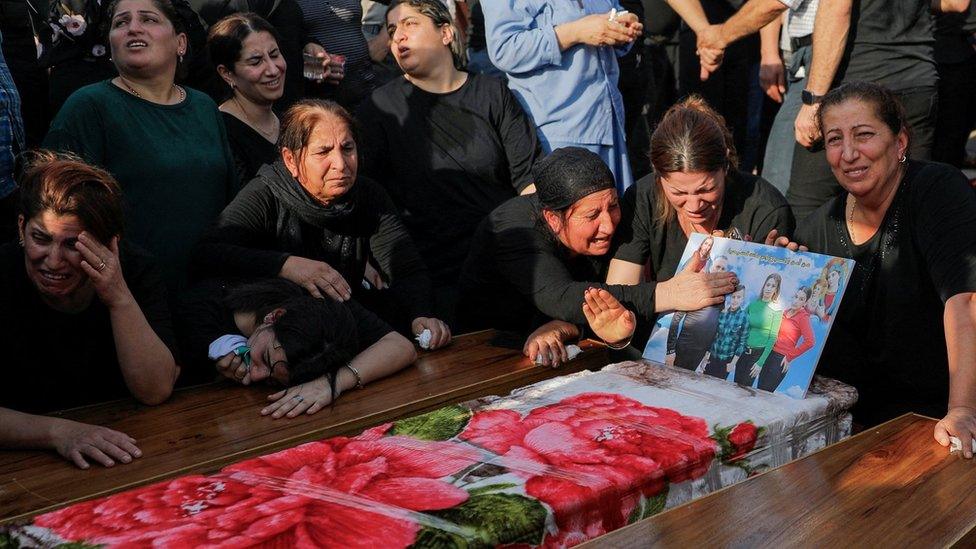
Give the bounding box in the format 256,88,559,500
457,147,737,366
0,151,179,469
180,277,417,418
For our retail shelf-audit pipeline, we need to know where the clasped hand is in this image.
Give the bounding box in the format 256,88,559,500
574,11,642,48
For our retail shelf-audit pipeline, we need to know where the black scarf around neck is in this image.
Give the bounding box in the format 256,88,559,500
262,161,357,227
260,161,361,280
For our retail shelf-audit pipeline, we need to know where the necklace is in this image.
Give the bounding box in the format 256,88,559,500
117,76,185,103
232,95,278,141
847,195,857,243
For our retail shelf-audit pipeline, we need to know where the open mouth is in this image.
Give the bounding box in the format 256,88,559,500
126,39,148,49
39,270,70,282
843,166,869,179
263,77,281,88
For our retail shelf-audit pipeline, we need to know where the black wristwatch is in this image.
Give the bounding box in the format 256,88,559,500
801,90,824,106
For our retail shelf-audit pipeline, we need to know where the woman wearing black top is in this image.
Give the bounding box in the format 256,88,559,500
0,152,178,469
208,13,286,184
794,82,976,456
457,147,738,366
193,99,452,350
607,97,795,349
179,278,416,418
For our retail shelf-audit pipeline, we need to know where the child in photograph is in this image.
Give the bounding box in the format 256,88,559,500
757,286,816,392
700,284,749,379
666,248,728,371
734,273,783,386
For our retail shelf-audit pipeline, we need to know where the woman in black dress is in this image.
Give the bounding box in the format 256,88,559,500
0,152,178,469
607,96,795,349
208,13,286,183
193,99,452,350
795,82,976,456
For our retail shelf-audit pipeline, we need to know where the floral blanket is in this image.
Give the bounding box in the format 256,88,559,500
2,361,855,548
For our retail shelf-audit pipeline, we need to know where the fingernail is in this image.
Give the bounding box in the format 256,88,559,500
121,455,131,463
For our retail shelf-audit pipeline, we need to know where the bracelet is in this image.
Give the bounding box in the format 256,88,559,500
344,363,364,390
605,334,633,350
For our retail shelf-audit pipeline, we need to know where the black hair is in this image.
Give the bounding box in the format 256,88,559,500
534,147,615,213
816,82,912,154
224,278,304,322
273,297,359,391
207,12,282,73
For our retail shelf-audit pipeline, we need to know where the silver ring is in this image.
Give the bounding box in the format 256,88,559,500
292,395,303,402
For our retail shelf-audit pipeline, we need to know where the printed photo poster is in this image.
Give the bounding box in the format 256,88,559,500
643,234,854,399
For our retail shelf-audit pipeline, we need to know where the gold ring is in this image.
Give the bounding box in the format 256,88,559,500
97,261,107,271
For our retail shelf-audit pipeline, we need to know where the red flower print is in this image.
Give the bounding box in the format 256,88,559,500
35,423,479,548
727,421,759,461
460,393,717,546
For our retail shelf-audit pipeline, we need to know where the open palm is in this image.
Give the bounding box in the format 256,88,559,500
582,288,636,346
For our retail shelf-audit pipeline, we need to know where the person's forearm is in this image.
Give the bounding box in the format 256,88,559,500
0,408,59,450
554,20,582,50
339,332,417,394
759,15,783,60
111,301,179,405
720,0,788,46
665,0,711,32
946,294,976,410
806,0,851,94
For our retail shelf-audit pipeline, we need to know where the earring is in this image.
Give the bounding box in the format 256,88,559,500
899,154,907,163
178,52,184,64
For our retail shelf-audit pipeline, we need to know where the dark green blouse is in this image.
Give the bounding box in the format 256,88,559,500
44,80,239,292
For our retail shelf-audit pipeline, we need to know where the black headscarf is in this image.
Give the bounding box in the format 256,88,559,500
534,147,616,211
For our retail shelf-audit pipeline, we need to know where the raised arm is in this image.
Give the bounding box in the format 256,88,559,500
77,234,178,405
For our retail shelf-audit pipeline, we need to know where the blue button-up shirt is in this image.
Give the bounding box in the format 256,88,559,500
483,0,628,147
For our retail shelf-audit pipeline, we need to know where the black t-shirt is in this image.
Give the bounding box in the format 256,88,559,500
836,0,937,90
357,73,542,285
612,170,795,282
456,195,657,336
177,278,394,382
222,112,279,185
0,241,177,414
795,161,976,426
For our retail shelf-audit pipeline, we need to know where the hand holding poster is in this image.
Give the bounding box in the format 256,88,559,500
644,234,854,399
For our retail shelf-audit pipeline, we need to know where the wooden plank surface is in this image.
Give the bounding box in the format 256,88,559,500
0,331,608,524
583,413,976,548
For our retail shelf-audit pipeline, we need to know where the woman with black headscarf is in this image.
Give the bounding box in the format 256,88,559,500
456,146,737,365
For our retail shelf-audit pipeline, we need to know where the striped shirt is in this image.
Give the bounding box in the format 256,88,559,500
296,0,376,105
780,0,818,39
0,33,24,198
